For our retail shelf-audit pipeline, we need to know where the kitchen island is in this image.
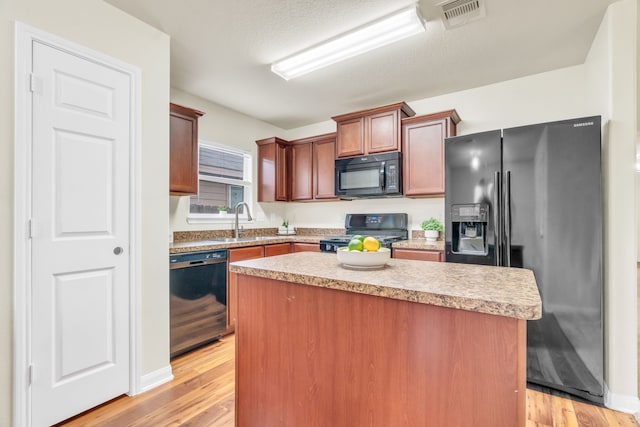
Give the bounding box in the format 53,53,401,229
229,252,541,427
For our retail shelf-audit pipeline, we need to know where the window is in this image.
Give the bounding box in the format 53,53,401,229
189,141,252,219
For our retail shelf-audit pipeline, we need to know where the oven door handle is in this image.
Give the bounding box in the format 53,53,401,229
379,161,386,191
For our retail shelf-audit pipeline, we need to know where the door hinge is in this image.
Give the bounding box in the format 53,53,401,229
28,219,34,239
28,365,33,386
29,73,38,93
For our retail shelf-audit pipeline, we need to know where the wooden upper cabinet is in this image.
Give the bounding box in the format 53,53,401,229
313,135,337,200
289,132,337,201
291,142,313,201
402,110,461,198
275,142,289,201
257,137,289,202
333,102,415,158
367,109,400,153
335,117,364,157
169,103,204,195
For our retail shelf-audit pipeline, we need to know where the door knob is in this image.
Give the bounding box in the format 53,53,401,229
113,247,123,255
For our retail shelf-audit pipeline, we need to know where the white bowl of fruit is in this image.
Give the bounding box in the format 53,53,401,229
336,236,390,269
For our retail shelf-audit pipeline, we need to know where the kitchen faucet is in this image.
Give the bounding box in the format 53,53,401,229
234,201,253,238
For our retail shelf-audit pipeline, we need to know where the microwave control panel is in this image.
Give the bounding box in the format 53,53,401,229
386,163,399,191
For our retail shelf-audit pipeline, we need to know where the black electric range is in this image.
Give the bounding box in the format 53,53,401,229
319,213,408,253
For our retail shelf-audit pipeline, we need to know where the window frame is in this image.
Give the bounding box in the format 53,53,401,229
187,140,253,224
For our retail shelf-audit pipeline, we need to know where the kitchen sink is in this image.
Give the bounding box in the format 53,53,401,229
212,236,281,243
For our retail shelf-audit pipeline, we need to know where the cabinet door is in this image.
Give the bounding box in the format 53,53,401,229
264,243,292,257
336,117,364,158
402,111,460,197
403,119,446,196
228,246,265,330
257,137,289,202
275,142,288,201
313,137,337,199
292,243,321,253
367,109,399,154
257,142,276,202
392,248,442,262
169,104,203,195
291,142,313,201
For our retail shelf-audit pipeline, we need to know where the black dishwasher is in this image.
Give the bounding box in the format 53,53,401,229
169,249,227,358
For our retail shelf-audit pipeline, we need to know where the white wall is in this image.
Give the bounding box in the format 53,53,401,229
585,0,638,410
637,0,640,264
0,1,170,425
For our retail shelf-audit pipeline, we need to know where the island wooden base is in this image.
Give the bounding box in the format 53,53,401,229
235,275,526,427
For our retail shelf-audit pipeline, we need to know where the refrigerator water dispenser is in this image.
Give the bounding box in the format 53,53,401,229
451,204,489,256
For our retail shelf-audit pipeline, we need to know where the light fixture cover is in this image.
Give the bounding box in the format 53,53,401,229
271,5,426,80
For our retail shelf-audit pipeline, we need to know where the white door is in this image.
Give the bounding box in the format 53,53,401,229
30,40,131,427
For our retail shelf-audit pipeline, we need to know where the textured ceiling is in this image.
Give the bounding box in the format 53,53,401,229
106,0,620,129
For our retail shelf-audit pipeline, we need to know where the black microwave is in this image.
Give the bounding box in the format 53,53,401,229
334,152,402,198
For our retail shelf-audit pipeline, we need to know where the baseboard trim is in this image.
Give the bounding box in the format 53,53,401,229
137,365,174,394
606,390,640,415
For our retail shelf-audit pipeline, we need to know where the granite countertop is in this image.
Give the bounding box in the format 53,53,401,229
171,236,444,254
170,235,325,254
229,252,541,320
391,239,444,251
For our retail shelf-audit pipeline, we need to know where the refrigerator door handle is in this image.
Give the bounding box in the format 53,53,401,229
505,171,512,267
494,171,501,266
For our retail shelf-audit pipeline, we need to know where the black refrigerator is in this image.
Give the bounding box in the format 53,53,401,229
444,116,604,404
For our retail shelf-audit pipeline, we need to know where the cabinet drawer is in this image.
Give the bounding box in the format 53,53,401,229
292,243,321,253
229,246,265,261
392,249,443,262
265,243,292,257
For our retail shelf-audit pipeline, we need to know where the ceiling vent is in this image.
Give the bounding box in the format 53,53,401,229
438,0,486,29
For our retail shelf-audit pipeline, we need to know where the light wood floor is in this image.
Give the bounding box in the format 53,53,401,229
59,335,638,427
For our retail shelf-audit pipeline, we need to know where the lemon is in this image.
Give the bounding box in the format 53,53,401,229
362,236,381,252
347,238,363,251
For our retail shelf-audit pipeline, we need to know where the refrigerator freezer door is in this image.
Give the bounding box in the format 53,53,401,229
503,116,603,403
445,130,501,265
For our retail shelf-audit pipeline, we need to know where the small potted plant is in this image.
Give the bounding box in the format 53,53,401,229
421,217,444,242
218,206,228,216
278,220,289,234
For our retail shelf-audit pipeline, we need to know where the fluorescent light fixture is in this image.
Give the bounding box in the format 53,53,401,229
271,5,426,80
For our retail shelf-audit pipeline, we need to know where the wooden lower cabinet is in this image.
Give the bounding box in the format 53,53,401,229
292,242,321,253
227,243,294,331
227,246,265,331
264,243,292,257
393,248,443,262
236,274,526,426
